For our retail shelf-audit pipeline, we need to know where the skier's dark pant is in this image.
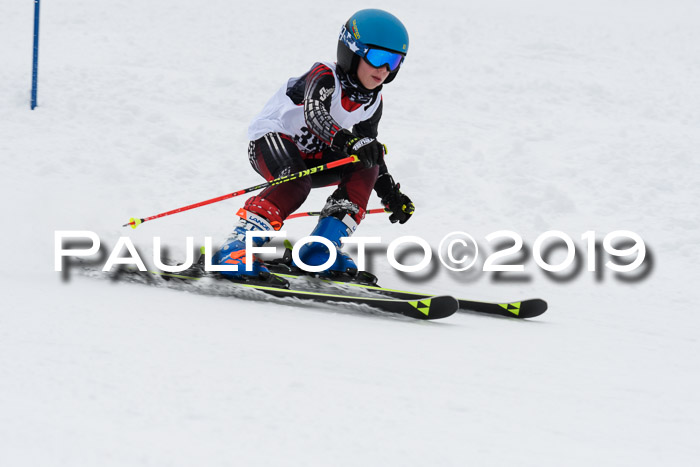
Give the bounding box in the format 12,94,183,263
244,132,379,227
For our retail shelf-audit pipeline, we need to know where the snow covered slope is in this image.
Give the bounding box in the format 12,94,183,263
1,0,699,465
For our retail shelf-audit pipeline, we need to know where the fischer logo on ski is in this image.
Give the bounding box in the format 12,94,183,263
408,299,432,316
498,302,521,316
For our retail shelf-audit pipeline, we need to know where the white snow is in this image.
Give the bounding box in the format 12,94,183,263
1,0,699,465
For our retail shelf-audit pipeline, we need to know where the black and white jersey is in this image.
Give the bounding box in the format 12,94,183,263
248,62,383,155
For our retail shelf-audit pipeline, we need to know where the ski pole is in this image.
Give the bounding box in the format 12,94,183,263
123,155,360,229
286,208,388,220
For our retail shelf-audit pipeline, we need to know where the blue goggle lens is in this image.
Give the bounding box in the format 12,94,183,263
364,48,404,72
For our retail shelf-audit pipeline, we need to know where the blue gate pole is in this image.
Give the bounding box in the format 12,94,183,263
31,0,41,110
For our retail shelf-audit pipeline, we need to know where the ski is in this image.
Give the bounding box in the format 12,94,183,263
224,284,459,320
266,270,547,319
80,264,458,321
264,248,547,318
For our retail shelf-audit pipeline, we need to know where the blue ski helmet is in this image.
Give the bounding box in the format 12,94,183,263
337,9,409,84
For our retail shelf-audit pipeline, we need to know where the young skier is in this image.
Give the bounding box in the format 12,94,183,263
213,9,415,282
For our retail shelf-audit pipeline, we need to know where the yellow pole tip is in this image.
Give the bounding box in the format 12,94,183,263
129,217,142,229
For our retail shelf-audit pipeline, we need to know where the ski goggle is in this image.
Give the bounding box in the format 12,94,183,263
364,48,404,72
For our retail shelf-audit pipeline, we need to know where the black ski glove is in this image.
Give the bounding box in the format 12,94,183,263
333,129,384,168
382,184,415,224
